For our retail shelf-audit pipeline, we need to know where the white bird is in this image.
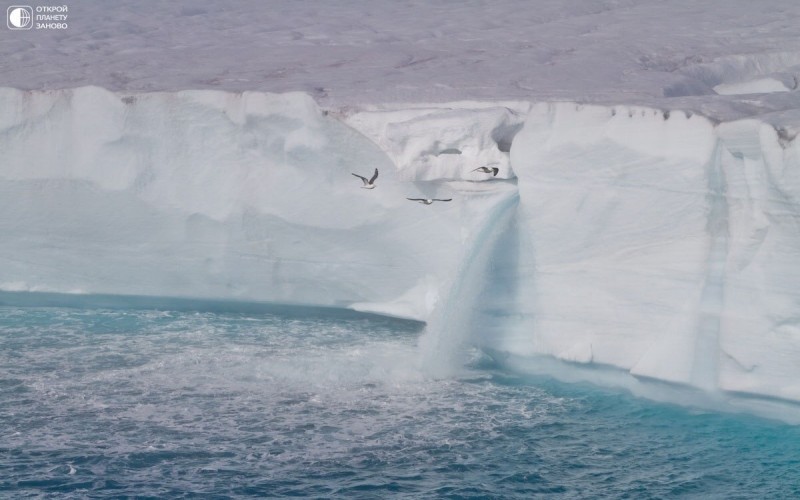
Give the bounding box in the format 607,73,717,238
407,198,452,205
472,164,499,176
352,168,378,189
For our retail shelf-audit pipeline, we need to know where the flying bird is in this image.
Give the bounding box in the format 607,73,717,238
472,164,499,176
352,168,378,189
407,198,452,205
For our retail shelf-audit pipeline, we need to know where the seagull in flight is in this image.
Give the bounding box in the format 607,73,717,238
352,168,378,189
472,164,499,176
407,198,452,205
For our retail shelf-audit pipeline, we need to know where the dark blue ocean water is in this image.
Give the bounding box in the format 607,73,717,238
2,303,800,498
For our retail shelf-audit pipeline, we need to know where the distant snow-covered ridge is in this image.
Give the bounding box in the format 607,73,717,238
1,86,799,403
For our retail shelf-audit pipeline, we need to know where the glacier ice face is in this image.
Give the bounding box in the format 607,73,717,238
507,103,719,380
0,87,495,319
504,102,800,402
715,120,800,401
2,86,800,406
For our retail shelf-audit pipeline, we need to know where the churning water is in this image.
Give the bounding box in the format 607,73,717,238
1,302,800,498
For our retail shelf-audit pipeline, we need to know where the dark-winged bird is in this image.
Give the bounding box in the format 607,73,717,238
472,164,499,176
352,168,378,189
407,198,452,205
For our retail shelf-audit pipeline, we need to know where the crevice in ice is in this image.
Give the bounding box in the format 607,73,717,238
776,126,798,149
721,349,757,374
690,141,729,391
491,121,523,153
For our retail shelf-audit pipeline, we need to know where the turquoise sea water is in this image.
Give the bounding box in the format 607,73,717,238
2,302,800,498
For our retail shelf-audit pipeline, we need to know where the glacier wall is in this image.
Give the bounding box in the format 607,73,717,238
505,103,800,402
0,86,513,321
2,86,800,404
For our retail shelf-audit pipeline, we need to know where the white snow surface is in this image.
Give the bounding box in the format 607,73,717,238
2,0,800,113
3,1,800,405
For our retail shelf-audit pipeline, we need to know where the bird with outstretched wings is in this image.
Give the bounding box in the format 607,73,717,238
352,168,378,189
406,198,452,205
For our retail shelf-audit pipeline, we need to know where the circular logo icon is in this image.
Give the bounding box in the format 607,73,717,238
8,7,32,29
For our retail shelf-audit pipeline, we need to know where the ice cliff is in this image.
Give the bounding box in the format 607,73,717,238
1,86,799,404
